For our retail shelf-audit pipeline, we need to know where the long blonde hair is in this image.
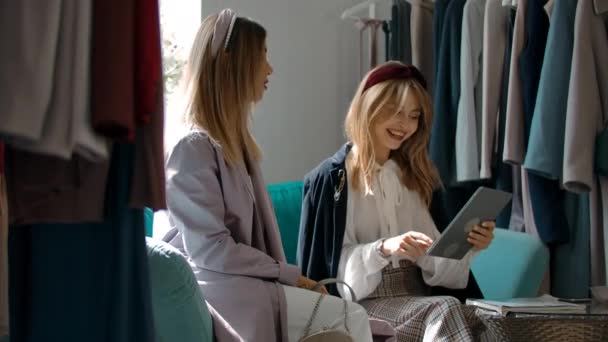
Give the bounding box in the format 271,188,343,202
182,13,266,165
345,62,441,206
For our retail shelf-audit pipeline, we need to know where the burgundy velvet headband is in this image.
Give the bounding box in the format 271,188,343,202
362,64,427,93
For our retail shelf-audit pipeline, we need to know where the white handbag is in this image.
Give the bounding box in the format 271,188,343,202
299,279,358,342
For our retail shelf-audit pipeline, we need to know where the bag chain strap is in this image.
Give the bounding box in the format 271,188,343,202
301,293,350,338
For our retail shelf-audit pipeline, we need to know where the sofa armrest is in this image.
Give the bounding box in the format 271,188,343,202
147,238,214,342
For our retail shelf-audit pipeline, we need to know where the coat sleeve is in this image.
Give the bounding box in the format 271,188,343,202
166,134,300,286
563,0,608,193
502,0,527,165
480,0,508,179
337,231,389,300
455,0,483,182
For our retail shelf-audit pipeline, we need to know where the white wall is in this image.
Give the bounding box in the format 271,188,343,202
202,0,390,183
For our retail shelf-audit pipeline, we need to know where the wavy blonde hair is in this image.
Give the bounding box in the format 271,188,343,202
345,61,441,206
182,13,266,165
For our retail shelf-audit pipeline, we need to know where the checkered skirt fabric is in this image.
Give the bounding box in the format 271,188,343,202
359,260,485,341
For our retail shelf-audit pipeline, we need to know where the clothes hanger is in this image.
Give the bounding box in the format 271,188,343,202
502,0,518,8
341,0,433,20
594,0,608,15
341,0,390,20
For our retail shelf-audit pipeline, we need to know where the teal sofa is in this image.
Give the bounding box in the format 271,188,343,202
266,181,550,300
146,238,213,342
145,181,549,341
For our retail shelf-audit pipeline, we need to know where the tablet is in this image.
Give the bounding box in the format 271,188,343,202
426,187,512,260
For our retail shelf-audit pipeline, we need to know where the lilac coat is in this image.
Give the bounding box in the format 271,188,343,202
164,130,300,341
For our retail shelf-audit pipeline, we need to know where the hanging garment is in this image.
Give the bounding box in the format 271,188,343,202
5,145,110,224
8,144,155,342
430,0,486,238
431,0,467,186
0,1,108,161
16,0,107,160
603,177,608,282
523,0,578,183
561,0,608,293
503,0,528,165
355,18,385,78
590,179,607,286
70,0,110,162
498,12,519,230
0,174,8,338
0,1,62,143
130,0,166,212
382,21,391,62
519,0,549,151
483,2,516,228
551,192,591,298
430,0,475,225
398,0,412,64
92,0,136,142
134,0,162,125
563,0,608,194
433,0,452,81
410,0,435,95
501,0,541,237
455,0,487,182
391,3,400,60
480,0,510,180
520,0,569,245
129,89,166,211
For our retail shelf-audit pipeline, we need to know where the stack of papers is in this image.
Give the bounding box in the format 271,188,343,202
466,295,588,316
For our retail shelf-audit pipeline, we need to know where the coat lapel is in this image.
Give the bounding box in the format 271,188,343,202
248,157,287,262
236,161,255,204
328,143,351,277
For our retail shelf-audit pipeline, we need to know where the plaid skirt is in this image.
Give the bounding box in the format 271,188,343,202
358,260,486,342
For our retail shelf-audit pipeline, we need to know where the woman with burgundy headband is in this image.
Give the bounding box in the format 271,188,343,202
163,9,373,342
298,61,495,341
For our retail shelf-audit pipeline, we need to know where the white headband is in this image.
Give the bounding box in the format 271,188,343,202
211,9,237,57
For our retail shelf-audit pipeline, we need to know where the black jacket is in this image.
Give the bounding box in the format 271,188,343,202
297,143,483,301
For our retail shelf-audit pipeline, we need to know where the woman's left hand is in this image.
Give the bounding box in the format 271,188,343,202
467,221,495,251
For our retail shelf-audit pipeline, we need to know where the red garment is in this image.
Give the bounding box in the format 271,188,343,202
130,0,166,210
91,0,136,142
134,0,162,125
130,78,166,211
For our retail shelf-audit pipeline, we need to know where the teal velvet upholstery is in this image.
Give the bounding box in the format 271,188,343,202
267,181,305,264
146,238,213,342
266,181,549,300
471,228,549,300
144,208,154,237
140,182,549,342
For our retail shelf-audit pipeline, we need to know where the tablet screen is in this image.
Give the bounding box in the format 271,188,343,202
426,187,512,260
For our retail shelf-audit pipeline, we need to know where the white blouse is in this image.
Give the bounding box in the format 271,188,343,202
337,155,477,301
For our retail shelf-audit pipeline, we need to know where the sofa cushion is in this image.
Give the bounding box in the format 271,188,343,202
146,238,213,342
471,228,549,300
267,181,304,264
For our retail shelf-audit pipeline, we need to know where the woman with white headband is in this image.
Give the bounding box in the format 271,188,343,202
163,9,374,342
